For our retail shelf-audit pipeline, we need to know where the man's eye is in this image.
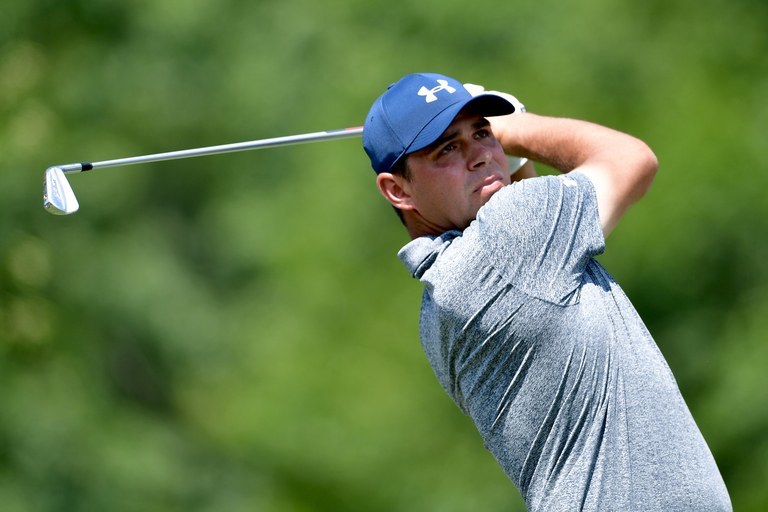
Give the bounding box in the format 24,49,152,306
439,143,456,155
476,129,491,139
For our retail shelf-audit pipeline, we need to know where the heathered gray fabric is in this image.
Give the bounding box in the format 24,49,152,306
398,173,731,511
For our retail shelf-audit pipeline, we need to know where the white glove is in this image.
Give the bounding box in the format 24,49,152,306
463,83,527,114
464,83,528,173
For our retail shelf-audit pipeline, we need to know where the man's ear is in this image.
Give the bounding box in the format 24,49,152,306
376,172,415,211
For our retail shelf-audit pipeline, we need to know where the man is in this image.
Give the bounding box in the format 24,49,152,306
362,72,732,511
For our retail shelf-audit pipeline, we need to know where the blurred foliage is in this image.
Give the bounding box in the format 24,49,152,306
1,0,767,510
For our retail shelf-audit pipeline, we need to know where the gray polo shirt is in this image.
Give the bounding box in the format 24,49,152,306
398,173,731,511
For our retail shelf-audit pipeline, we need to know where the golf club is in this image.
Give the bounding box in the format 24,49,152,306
43,125,528,216
43,126,364,215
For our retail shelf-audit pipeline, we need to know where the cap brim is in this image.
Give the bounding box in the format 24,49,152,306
406,94,515,156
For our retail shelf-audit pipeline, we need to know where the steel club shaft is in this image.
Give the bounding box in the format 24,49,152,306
43,126,364,215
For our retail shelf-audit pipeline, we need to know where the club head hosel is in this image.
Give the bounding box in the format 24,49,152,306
51,162,93,174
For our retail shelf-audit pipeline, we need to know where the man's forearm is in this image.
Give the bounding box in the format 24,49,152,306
493,113,650,173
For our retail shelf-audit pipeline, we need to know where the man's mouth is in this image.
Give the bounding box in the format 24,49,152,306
474,175,504,193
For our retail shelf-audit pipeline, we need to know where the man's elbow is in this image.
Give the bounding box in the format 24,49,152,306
630,139,659,200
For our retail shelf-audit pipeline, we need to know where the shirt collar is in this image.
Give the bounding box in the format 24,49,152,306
397,231,461,279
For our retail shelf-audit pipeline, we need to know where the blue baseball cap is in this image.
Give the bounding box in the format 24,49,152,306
363,72,515,174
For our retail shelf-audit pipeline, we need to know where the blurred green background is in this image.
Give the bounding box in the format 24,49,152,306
2,0,767,510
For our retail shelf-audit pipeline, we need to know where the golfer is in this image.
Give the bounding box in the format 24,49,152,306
363,72,732,511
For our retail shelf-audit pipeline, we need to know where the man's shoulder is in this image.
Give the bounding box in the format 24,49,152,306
482,173,594,211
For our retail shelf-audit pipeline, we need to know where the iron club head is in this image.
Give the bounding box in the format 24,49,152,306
43,166,79,215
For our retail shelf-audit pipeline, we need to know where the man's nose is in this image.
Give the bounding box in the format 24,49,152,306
467,142,491,171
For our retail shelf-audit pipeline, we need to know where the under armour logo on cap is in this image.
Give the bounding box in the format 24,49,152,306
417,79,457,103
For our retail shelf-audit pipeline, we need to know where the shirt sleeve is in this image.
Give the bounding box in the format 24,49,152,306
473,172,605,304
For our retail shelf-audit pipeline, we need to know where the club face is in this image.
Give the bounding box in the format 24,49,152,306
44,167,79,215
